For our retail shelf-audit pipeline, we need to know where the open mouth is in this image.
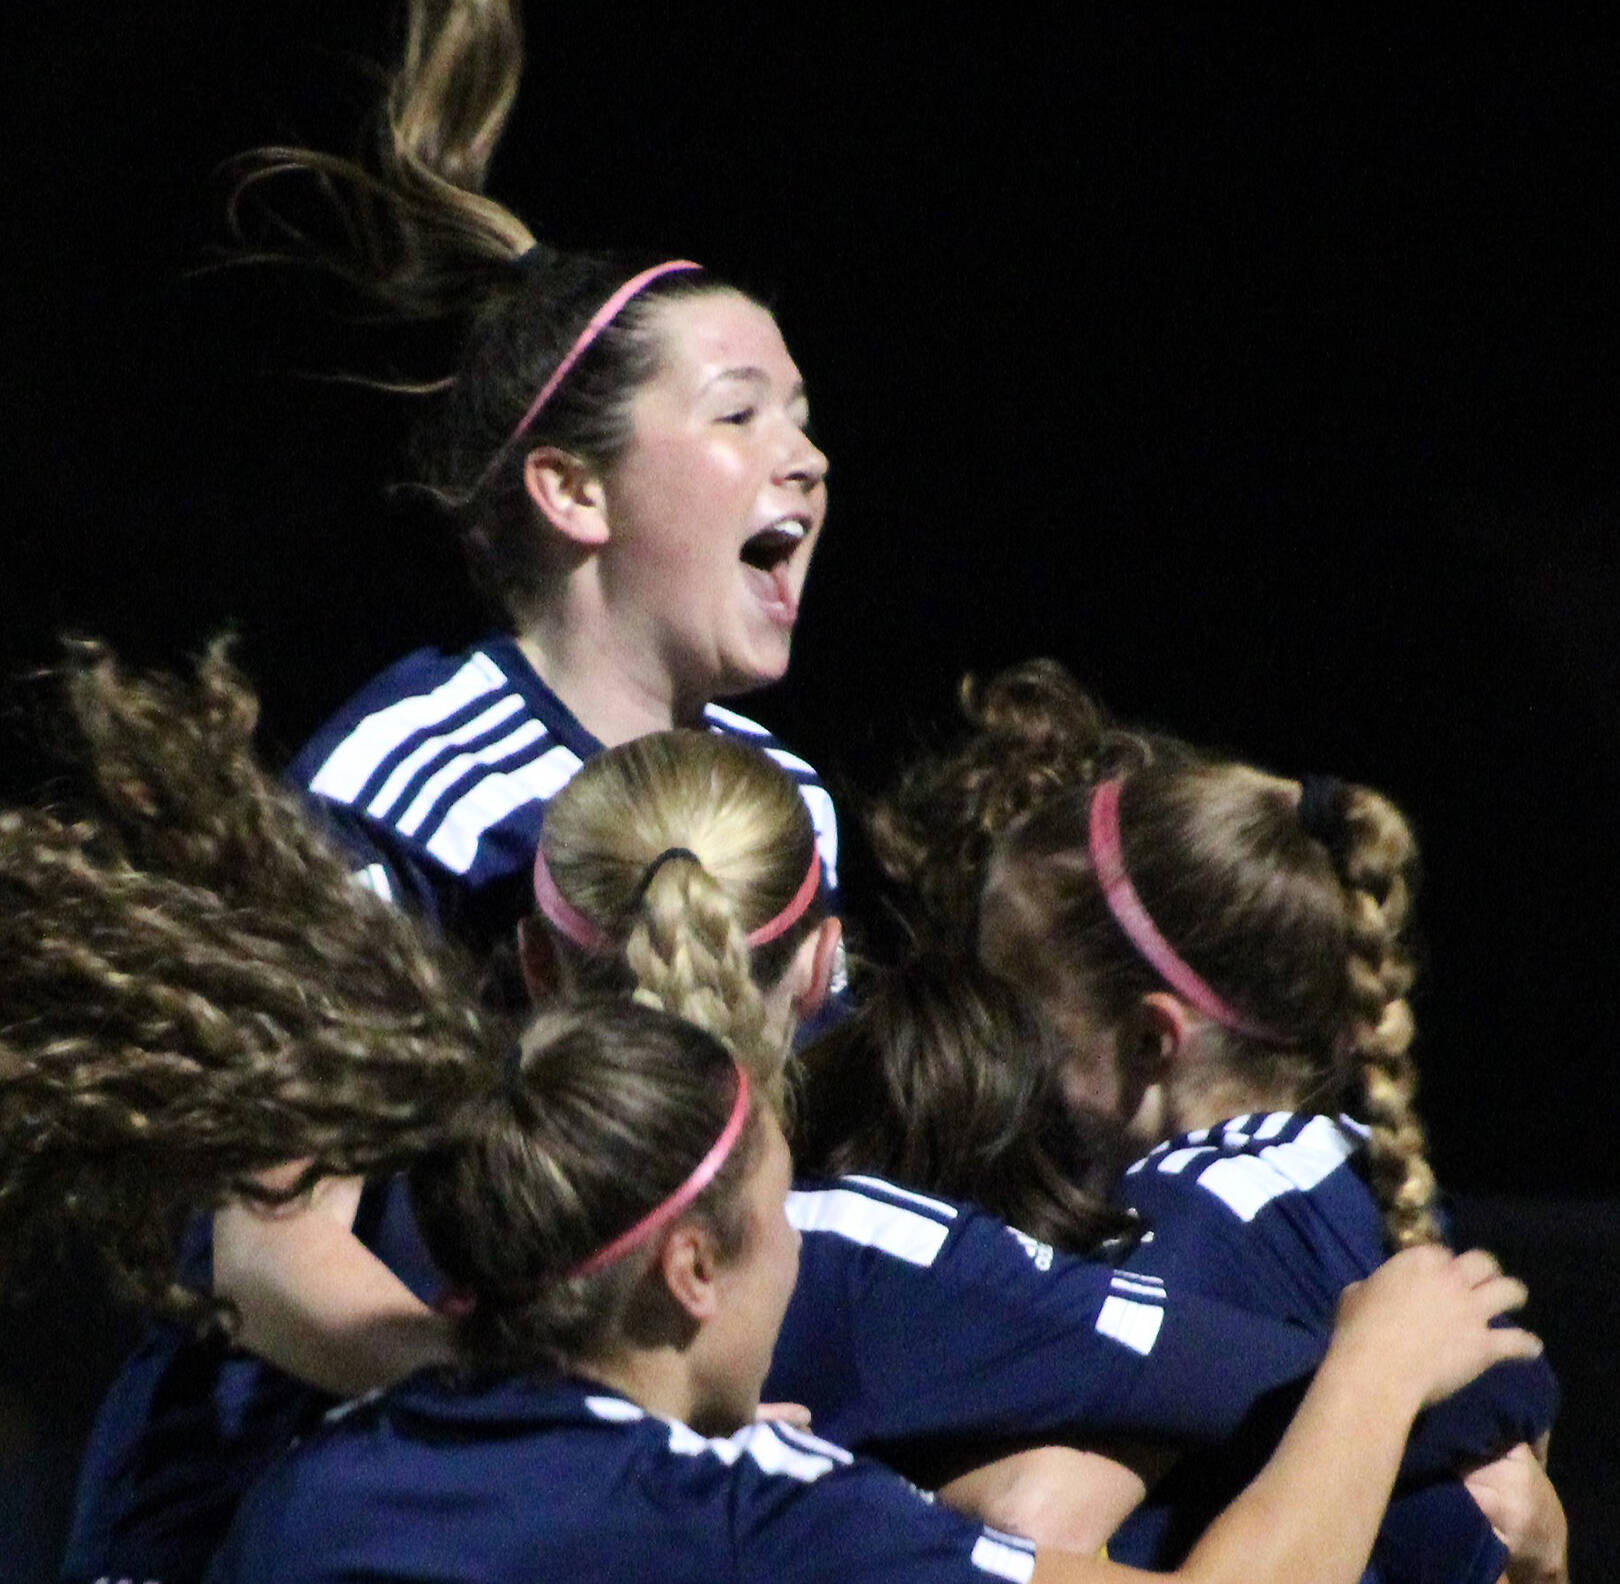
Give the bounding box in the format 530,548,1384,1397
738,519,809,627
739,519,809,573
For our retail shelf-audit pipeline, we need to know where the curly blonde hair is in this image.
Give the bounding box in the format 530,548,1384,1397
0,641,507,1320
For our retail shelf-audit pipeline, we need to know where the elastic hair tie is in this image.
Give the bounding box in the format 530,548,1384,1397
532,844,822,954
634,847,703,902
570,1064,751,1278
1297,774,1351,860
509,259,703,445
1088,777,1280,1042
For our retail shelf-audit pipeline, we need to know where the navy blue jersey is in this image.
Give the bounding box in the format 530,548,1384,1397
205,1373,1039,1584
288,637,841,953
1106,1112,1558,1583
768,1174,1335,1490
61,1176,438,1584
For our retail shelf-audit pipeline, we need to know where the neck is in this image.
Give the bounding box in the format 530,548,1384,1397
516,613,705,746
1172,1070,1318,1135
573,1344,735,1437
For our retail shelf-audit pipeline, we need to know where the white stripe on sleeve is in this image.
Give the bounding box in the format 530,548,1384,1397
1095,1293,1166,1356
365,694,526,821
353,863,394,902
419,742,585,875
971,1531,1038,1582
787,1188,951,1267
396,720,547,837
308,653,508,803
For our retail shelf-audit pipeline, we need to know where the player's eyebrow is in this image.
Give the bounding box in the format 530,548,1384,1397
702,366,808,404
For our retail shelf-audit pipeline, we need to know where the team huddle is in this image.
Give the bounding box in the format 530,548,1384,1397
0,2,1568,1582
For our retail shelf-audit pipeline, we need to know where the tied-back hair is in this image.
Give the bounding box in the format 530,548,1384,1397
0,640,506,1321
411,1000,762,1376
227,0,735,624
538,731,824,1103
794,955,1135,1254
878,659,1439,1250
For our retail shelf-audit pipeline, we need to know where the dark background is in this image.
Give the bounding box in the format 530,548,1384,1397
4,5,1616,1577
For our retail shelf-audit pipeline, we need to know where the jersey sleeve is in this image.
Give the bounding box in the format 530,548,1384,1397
299,794,461,929
1115,1127,1560,1482
1371,1481,1509,1584
729,1424,1036,1584
767,1177,1324,1486
1401,1356,1559,1480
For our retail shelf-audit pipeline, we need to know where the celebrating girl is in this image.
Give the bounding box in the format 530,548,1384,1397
229,0,839,949
203,999,1539,1584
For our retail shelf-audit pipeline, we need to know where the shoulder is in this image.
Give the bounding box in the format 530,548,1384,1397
1118,1113,1386,1320
787,1173,1156,1350
703,704,840,882
719,1418,1036,1584
701,702,821,779
787,1174,963,1267
1120,1112,1367,1225
567,1395,1026,1584
290,638,588,884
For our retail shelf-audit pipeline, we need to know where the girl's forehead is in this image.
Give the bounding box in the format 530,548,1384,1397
646,292,800,390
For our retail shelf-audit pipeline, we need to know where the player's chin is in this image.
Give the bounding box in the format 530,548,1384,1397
714,639,793,698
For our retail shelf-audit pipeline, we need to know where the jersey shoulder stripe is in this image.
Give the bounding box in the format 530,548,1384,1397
390,717,547,835
787,1184,954,1268
835,1174,960,1220
419,741,584,875
972,1531,1038,1583
306,650,512,805
585,1397,851,1485
702,702,775,741
1126,1112,1360,1224
1096,1269,1167,1356
362,694,528,824
702,703,818,780
701,704,839,883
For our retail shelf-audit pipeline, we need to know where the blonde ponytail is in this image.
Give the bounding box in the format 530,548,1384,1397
625,858,779,1096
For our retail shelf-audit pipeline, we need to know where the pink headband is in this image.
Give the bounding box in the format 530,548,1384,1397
509,259,704,444
570,1064,751,1277
532,844,822,953
1087,777,1279,1041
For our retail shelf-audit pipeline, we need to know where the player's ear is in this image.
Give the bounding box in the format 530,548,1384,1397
659,1220,723,1323
1132,992,1196,1083
523,447,609,547
794,918,843,1023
